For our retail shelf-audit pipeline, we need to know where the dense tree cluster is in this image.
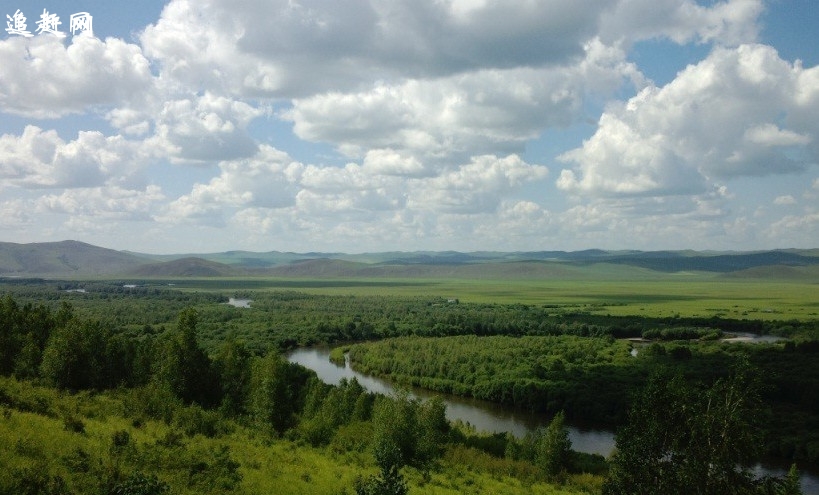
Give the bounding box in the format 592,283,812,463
0,295,468,494
4,280,817,356
346,334,819,463
604,366,803,495
348,335,638,424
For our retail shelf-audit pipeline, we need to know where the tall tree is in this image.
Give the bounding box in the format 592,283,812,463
536,410,572,480
40,320,108,390
249,352,310,435
213,338,251,416
156,308,214,406
603,362,772,495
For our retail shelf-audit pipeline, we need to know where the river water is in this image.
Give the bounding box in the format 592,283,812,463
288,346,819,493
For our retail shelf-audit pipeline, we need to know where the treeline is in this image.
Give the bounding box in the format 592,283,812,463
349,335,639,425
3,281,817,356
346,334,819,464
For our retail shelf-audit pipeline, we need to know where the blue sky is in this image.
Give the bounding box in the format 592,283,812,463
1,0,817,254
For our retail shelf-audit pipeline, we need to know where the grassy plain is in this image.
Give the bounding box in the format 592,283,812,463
145,274,818,321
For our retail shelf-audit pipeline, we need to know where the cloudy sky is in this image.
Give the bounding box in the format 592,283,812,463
1,0,817,253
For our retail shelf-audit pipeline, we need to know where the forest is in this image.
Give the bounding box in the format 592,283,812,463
0,278,816,494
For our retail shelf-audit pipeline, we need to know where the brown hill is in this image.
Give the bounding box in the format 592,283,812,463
126,257,245,277
0,240,144,277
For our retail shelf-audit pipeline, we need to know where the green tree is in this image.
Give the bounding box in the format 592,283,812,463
156,308,214,406
13,332,43,378
299,377,372,446
0,295,22,375
249,352,310,435
370,391,447,470
780,464,803,495
0,296,56,377
416,396,449,465
40,319,109,390
603,364,766,495
535,410,572,480
354,442,409,495
213,338,251,416
371,391,419,469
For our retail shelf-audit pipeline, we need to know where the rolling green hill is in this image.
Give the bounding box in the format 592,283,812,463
1,240,818,279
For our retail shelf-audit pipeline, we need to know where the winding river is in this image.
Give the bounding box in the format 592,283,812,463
288,346,818,493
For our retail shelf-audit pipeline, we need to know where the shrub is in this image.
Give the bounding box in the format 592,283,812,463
111,471,169,495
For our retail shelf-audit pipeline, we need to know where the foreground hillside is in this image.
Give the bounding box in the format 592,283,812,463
0,297,605,495
0,377,600,495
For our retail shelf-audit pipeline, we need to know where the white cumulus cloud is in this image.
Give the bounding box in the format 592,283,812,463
0,126,151,189
0,34,154,118
558,44,819,199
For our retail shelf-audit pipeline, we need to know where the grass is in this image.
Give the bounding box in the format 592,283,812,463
0,376,601,495
147,275,818,321
45,271,817,321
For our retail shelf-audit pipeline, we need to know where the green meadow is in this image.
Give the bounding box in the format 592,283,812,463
146,274,818,321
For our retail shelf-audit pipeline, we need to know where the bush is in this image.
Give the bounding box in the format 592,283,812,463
173,404,225,438
62,414,86,434
111,471,169,495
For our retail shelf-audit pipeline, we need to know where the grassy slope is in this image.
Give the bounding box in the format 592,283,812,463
127,257,248,277
0,241,144,277
0,377,598,495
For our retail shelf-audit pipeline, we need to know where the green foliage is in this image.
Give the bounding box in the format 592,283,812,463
355,441,409,495
354,465,408,495
299,377,374,446
111,472,169,495
155,309,216,406
40,319,111,390
2,371,574,495
370,391,449,471
172,403,225,438
124,382,181,424
0,295,56,378
782,464,804,495
603,364,766,495
0,284,817,492
535,411,572,480
249,352,311,435
504,412,574,481
213,339,251,416
348,335,638,424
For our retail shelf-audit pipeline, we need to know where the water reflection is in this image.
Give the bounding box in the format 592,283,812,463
287,346,819,493
287,347,615,456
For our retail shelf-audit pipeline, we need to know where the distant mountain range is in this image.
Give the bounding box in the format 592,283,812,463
0,240,818,279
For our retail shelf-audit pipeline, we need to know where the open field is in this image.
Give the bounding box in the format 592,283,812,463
111,275,819,321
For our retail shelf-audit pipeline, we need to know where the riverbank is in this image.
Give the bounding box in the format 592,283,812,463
288,346,819,494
